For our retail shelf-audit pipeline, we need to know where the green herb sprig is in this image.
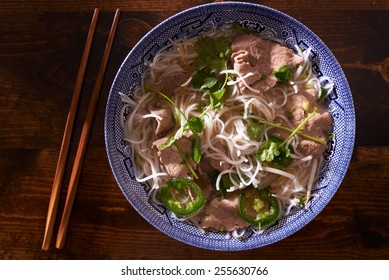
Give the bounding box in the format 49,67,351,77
191,36,232,109
144,86,204,173
255,108,321,169
156,90,202,179
256,136,292,170
256,113,326,146
272,65,294,85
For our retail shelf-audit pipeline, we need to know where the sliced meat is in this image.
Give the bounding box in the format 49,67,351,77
284,87,332,157
232,50,264,86
200,191,250,232
152,136,195,178
231,34,303,95
152,72,190,96
148,100,176,136
297,108,332,157
297,139,327,157
231,50,277,95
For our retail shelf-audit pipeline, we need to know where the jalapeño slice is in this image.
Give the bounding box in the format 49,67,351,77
160,178,206,218
239,187,281,230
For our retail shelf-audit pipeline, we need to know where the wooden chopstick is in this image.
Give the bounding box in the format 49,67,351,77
55,8,121,249
42,8,100,251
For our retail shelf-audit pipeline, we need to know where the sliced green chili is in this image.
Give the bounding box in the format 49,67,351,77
160,178,206,217
239,187,280,230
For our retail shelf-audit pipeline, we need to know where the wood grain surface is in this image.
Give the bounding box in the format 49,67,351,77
0,0,388,260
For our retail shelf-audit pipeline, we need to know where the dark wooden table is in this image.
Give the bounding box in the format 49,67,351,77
1,0,388,260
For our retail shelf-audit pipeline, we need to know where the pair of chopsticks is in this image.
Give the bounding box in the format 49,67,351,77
42,8,121,250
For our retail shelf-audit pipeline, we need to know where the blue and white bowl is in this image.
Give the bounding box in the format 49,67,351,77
104,2,355,251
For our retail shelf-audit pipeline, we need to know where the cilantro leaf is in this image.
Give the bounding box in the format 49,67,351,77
192,70,221,91
257,141,280,162
272,65,293,85
209,88,225,109
195,36,214,51
188,116,204,133
194,36,231,73
158,123,187,151
201,76,220,90
158,134,176,151
194,36,231,72
192,133,202,163
246,120,263,141
192,36,232,111
256,136,292,169
191,70,208,89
